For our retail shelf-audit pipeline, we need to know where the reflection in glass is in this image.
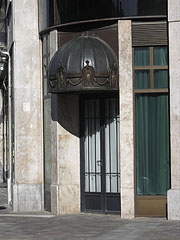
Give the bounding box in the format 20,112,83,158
105,98,120,193
52,0,167,25
84,99,101,192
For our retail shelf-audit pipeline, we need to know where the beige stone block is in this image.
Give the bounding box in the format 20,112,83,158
13,184,42,212
59,184,80,214
118,20,135,219
168,189,180,220
170,134,180,189
51,95,80,214
169,21,180,191
121,187,135,219
14,0,39,41
51,184,60,215
14,89,43,184
118,20,133,90
169,22,180,89
168,0,180,22
14,41,41,89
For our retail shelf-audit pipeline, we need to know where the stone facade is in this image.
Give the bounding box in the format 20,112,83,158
12,0,43,212
167,0,180,220
118,20,135,219
0,0,178,220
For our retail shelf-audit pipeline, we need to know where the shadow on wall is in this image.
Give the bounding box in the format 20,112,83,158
50,92,119,138
51,93,80,137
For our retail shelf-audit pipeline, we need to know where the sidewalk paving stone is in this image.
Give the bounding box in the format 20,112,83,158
0,213,179,240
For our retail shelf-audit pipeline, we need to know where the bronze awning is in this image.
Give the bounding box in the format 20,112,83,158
48,35,118,93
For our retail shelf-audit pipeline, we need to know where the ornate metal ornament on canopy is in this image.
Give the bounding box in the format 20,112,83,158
48,35,118,93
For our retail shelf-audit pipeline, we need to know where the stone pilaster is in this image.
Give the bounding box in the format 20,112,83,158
12,0,43,212
118,20,135,219
50,32,80,214
57,94,80,214
167,0,180,220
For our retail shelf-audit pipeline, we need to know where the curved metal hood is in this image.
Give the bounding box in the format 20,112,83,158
48,35,118,93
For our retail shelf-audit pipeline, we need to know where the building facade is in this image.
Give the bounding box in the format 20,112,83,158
0,0,179,220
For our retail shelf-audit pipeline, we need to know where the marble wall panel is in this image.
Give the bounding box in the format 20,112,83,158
168,0,180,22
51,184,60,214
59,184,80,214
13,184,42,212
168,189,180,220
14,88,43,184
118,20,135,219
14,41,41,90
168,3,180,220
14,0,39,42
120,89,134,134
56,95,81,214
121,187,135,219
11,0,43,212
169,21,180,190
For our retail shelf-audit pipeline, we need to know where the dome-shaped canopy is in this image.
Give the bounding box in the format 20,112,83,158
48,35,118,93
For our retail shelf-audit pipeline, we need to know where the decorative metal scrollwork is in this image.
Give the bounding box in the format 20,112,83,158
82,60,95,86
49,61,118,91
56,65,66,87
49,79,57,88
109,63,118,87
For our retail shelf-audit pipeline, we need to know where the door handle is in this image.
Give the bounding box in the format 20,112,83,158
97,160,102,166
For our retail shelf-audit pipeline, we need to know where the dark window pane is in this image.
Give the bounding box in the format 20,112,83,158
135,70,150,89
135,94,170,196
54,0,167,25
138,0,167,16
154,47,168,66
134,48,150,66
154,70,168,88
47,0,54,27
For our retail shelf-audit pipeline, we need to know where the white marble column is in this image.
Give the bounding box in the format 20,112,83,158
167,0,180,220
118,20,135,219
12,0,43,212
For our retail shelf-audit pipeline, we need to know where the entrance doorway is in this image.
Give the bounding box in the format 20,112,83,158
81,95,120,213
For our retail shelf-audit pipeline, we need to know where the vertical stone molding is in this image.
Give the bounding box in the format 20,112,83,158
57,94,80,214
12,0,43,212
50,33,80,214
49,30,60,215
118,20,135,219
168,1,180,220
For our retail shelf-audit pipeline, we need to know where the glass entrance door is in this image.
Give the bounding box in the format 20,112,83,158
81,96,120,213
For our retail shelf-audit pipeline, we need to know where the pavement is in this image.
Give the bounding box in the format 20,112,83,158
0,187,179,240
0,213,179,240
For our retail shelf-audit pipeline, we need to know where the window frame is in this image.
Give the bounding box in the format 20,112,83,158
133,46,169,94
